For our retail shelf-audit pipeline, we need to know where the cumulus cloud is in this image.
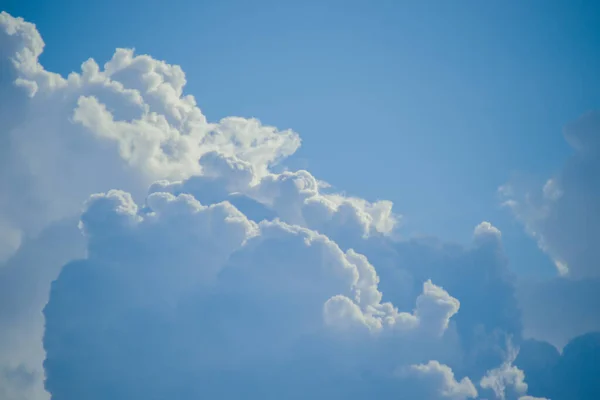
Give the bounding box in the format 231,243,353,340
474,221,502,239
43,186,458,399
0,9,597,400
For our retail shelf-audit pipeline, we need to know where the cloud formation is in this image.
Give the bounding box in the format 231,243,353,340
43,187,461,399
1,10,598,400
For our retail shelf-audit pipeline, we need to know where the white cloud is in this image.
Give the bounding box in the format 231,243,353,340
480,360,527,400
401,360,478,400
474,221,502,240
1,9,597,400
0,13,439,393
415,280,461,337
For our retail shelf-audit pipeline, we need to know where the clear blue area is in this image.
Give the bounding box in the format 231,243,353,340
5,0,600,276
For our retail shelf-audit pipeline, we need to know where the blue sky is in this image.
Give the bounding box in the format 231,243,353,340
8,0,599,276
2,2,600,399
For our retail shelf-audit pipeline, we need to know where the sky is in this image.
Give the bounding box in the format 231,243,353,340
1,1,600,400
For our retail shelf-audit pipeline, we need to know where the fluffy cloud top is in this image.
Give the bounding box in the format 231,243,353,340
0,11,303,261
402,360,478,400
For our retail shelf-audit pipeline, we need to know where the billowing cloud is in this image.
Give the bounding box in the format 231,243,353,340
43,187,460,399
1,10,598,400
0,12,421,398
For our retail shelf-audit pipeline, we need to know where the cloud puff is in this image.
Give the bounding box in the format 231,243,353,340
400,360,478,400
473,221,502,241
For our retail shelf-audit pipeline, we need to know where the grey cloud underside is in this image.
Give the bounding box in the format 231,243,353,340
517,277,600,349
515,333,600,400
1,10,599,400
